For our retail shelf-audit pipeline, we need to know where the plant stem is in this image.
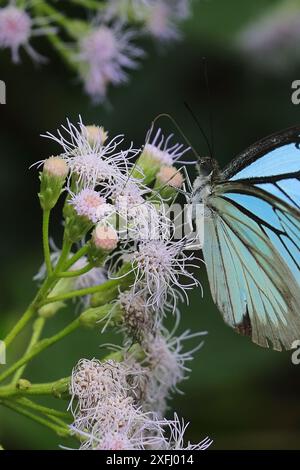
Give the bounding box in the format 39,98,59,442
70,0,106,9
54,238,73,273
41,278,120,306
0,377,70,399
15,397,70,420
42,209,52,275
2,276,53,348
0,399,70,437
62,244,89,272
2,236,72,349
11,317,46,385
0,318,80,383
35,1,72,30
58,262,93,278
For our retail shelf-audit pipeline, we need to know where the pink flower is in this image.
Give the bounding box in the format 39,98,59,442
78,23,144,101
0,4,53,63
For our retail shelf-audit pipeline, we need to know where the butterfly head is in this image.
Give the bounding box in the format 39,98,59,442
191,157,219,205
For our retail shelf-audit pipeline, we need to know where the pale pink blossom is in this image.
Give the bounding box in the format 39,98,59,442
78,23,144,102
0,3,53,63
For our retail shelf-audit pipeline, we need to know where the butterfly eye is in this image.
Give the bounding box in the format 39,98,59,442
198,157,216,177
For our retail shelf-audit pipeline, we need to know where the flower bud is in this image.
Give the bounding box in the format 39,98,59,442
154,165,183,201
79,303,122,328
133,144,163,185
38,156,68,210
93,224,118,251
83,125,108,147
88,224,119,266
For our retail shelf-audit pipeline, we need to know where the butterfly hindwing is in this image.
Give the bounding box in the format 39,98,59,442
204,183,300,350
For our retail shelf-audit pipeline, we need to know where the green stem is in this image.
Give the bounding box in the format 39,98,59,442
0,377,70,399
41,278,120,305
54,238,73,273
11,318,46,386
70,0,106,9
42,209,52,275
0,318,80,383
15,397,70,420
35,2,72,30
58,262,93,278
0,399,70,437
14,397,71,424
2,276,53,348
2,236,73,349
62,244,89,272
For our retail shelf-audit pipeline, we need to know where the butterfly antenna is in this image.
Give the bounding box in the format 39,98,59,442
152,113,199,161
184,101,213,160
203,57,215,158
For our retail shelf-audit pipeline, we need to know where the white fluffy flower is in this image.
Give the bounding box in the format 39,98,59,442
72,396,166,450
69,189,112,224
157,414,213,450
111,180,170,241
68,356,210,450
69,357,167,450
119,290,157,341
42,118,139,191
130,238,200,311
0,3,53,63
78,22,144,101
142,330,206,416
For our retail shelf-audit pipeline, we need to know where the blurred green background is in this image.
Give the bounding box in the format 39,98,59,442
1,0,300,450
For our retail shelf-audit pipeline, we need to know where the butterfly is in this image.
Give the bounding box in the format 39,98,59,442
190,126,300,351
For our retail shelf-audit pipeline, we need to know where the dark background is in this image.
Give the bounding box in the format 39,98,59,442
1,0,300,449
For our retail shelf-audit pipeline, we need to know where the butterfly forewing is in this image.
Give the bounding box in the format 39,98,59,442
202,126,300,350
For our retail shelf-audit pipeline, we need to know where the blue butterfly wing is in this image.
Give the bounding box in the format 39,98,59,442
223,126,300,210
203,127,300,350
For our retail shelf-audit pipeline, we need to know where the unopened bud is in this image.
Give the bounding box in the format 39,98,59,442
44,157,68,178
154,165,183,201
83,125,108,147
133,144,163,184
88,224,119,266
79,304,122,328
92,224,118,251
39,156,68,210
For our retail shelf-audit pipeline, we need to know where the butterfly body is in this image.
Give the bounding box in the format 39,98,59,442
192,127,300,351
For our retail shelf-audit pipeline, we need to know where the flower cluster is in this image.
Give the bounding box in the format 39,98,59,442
30,116,210,450
0,0,192,101
69,357,211,450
